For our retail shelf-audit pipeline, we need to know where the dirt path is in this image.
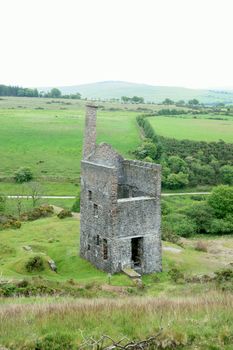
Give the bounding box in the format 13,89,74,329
6,192,210,199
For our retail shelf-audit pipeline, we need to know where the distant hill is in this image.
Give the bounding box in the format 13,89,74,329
39,81,233,105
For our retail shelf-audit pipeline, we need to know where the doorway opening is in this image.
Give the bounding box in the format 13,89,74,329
131,237,143,267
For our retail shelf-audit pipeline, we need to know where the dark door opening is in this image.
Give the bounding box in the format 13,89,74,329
131,237,143,267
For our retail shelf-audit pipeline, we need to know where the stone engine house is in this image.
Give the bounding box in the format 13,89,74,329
80,104,162,274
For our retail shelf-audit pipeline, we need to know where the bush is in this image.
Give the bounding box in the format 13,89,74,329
168,268,184,283
57,209,72,219
0,194,6,213
14,167,33,183
210,218,233,235
34,333,74,350
25,255,45,272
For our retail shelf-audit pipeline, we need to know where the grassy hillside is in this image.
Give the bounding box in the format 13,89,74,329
46,81,233,104
148,115,233,143
1,215,233,348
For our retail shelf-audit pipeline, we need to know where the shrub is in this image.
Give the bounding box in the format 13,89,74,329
168,268,184,283
14,167,33,183
215,269,233,283
185,201,214,233
0,215,21,230
163,214,197,237
210,218,233,235
161,225,180,244
25,255,45,272
195,241,208,252
34,333,74,350
0,194,6,213
57,209,72,219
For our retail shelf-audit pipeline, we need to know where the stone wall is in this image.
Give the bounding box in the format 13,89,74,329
80,160,118,272
122,160,161,197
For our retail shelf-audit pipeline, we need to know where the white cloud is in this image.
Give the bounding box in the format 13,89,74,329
0,0,233,88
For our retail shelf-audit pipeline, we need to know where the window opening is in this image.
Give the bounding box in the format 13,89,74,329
103,239,108,260
94,203,98,217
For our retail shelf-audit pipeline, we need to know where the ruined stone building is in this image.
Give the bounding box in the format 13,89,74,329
80,104,162,274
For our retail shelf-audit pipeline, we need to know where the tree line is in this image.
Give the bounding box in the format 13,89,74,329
0,85,81,99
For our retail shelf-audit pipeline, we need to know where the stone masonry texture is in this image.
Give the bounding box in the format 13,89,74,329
80,104,162,274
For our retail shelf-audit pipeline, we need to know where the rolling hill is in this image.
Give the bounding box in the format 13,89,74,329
40,81,233,105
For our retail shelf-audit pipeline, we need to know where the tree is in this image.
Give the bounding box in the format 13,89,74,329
188,99,199,106
165,172,189,189
121,96,130,103
176,100,185,106
162,98,174,105
167,156,188,174
131,96,144,104
27,182,43,207
133,140,158,160
220,165,233,185
208,185,233,218
50,88,61,98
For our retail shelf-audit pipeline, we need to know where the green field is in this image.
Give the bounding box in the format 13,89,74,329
149,116,233,143
0,108,140,179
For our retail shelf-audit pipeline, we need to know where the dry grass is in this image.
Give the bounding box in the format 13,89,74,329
195,240,208,252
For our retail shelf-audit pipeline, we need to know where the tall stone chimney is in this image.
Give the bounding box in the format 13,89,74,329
83,104,98,160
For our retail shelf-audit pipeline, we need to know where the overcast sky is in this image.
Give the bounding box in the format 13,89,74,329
1,0,233,89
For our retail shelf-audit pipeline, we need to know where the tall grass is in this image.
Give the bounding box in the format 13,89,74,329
0,293,233,348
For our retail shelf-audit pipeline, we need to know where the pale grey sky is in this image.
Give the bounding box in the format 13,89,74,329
1,0,233,89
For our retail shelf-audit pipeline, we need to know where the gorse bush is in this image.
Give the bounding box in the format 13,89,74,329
21,205,54,221
0,214,21,230
57,209,72,219
14,167,33,183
